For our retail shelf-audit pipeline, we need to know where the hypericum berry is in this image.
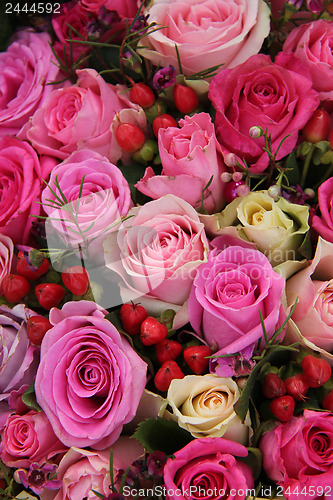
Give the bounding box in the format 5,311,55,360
152,114,177,137
62,265,89,296
27,316,52,345
285,373,309,401
302,355,332,388
224,180,245,203
120,302,148,336
173,84,199,114
183,345,212,375
154,360,185,392
322,389,333,411
116,123,145,152
130,83,155,108
16,251,50,281
35,283,65,310
303,109,330,143
3,274,30,303
270,395,295,422
262,373,286,399
155,338,182,365
140,316,168,346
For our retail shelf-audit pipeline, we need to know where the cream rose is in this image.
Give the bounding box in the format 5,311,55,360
164,374,250,443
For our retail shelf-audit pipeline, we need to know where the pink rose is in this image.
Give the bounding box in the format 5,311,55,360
283,20,333,102
139,0,270,77
42,436,144,500
286,237,333,352
0,305,40,430
41,149,132,258
0,234,14,295
164,437,254,500
188,235,285,354
103,195,209,320
24,68,147,164
260,410,333,499
0,30,63,138
209,53,319,172
0,411,66,468
311,177,333,243
35,301,147,449
0,137,53,245
136,113,226,214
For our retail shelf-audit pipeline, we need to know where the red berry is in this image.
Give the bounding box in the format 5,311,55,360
270,395,295,422
3,274,30,303
155,338,182,365
323,389,333,411
27,316,52,345
224,180,245,203
262,373,286,399
183,345,212,375
302,355,332,388
17,251,50,281
285,373,309,401
130,83,155,108
173,84,199,114
35,283,65,310
116,123,145,153
303,108,330,143
154,360,185,392
120,302,148,336
62,265,89,295
140,316,168,346
152,114,177,138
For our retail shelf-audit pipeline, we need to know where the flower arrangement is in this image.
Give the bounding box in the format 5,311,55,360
1,0,333,499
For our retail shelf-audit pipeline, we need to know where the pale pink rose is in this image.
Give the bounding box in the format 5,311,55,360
0,137,53,245
286,237,333,352
0,30,64,138
0,411,66,469
209,53,319,172
136,113,226,214
260,410,333,499
41,436,144,500
0,234,14,295
24,68,147,164
103,195,209,320
139,0,270,77
35,301,147,449
283,20,333,101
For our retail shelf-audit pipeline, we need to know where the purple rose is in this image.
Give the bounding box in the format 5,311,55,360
35,301,147,449
188,235,285,355
163,437,254,500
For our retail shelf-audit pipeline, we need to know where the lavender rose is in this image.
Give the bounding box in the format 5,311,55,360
35,301,147,449
163,437,254,500
188,235,285,355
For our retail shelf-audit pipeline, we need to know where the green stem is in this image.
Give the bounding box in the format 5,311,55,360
313,161,333,190
300,145,314,187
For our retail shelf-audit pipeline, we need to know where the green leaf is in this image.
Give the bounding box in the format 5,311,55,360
133,417,193,455
240,447,262,481
284,150,300,186
21,384,42,412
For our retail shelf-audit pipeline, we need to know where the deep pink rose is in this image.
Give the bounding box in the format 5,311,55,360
139,0,270,77
188,235,285,354
0,30,63,138
209,53,319,172
0,137,54,245
0,234,14,295
283,20,333,101
286,237,333,352
136,113,226,214
164,437,254,500
41,436,144,500
24,68,147,164
41,149,132,258
35,301,147,449
79,0,139,17
103,195,209,321
311,177,333,243
0,305,40,430
0,411,66,468
260,410,333,499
